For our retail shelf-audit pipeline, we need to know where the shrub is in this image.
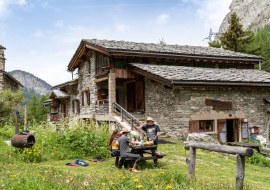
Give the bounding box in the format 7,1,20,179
246,152,270,167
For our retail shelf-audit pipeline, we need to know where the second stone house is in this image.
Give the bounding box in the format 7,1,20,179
44,39,270,143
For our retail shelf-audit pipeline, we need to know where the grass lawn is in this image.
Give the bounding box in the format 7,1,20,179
1,138,270,189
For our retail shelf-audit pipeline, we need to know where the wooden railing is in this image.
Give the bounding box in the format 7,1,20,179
184,142,254,190
112,101,145,139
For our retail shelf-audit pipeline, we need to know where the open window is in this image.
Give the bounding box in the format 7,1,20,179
199,120,214,131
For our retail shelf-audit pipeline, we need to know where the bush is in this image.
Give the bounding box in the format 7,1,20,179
30,117,111,161
246,152,270,167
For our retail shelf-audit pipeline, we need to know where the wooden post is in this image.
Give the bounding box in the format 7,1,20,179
121,109,123,122
24,105,27,131
188,147,196,177
235,154,245,190
15,116,19,134
131,118,133,130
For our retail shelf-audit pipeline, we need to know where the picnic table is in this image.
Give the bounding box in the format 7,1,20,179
111,145,166,170
226,142,266,156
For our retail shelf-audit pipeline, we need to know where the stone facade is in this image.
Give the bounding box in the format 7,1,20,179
144,78,270,140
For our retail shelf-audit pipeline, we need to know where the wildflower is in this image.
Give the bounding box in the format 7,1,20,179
137,185,143,188
117,174,121,177
155,186,158,188
45,171,48,173
17,182,20,184
43,178,45,181
165,184,173,189
102,183,105,185
160,172,164,174
160,182,164,184
12,175,16,177
66,179,70,183
111,183,115,185
134,179,138,182
84,181,89,186
122,177,126,179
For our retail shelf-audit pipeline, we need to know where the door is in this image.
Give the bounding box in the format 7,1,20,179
227,120,234,142
218,119,226,142
62,103,67,118
127,80,145,112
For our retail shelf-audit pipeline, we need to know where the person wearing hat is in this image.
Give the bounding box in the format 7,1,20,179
139,117,160,153
118,129,141,172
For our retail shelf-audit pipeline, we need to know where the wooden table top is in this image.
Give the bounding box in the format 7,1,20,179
130,145,157,150
227,142,261,148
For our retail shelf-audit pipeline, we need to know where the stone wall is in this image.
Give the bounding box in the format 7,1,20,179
144,78,270,139
0,48,5,71
2,74,18,92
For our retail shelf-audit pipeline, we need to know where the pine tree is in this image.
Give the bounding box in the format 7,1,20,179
28,95,39,121
209,12,262,55
36,95,49,123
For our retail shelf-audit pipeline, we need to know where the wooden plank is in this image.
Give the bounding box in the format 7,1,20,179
94,77,109,83
189,120,199,132
73,90,79,95
184,143,254,157
82,87,89,91
205,99,232,110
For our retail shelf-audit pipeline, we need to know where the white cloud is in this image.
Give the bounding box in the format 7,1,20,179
196,0,231,29
156,14,170,24
0,0,28,20
31,30,45,37
42,1,48,8
114,20,130,32
54,20,63,27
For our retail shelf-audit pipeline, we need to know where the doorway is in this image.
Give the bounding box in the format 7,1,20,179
227,120,234,142
127,80,145,112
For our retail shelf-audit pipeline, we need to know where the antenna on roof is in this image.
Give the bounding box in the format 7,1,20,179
203,29,222,43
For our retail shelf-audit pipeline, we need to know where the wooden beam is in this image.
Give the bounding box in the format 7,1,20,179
129,66,172,88
94,77,109,83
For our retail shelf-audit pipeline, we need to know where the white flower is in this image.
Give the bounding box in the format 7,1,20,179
2,185,5,187
66,179,70,183
83,181,89,186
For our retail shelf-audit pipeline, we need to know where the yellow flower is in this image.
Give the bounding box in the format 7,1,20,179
134,179,138,182
137,185,143,188
155,186,158,188
102,183,105,186
117,174,121,177
17,182,20,184
122,177,126,179
43,178,45,181
13,175,16,177
165,184,173,189
45,171,48,173
160,182,164,184
111,183,115,185
160,172,164,174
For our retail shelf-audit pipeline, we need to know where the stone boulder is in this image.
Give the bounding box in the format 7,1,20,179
187,133,220,144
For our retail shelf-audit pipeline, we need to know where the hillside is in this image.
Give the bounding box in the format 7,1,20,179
218,0,270,34
9,70,51,95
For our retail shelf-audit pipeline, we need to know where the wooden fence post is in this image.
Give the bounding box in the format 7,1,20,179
235,154,245,190
188,147,196,177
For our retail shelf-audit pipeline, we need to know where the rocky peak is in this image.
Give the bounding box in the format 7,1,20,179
9,70,51,95
218,0,270,34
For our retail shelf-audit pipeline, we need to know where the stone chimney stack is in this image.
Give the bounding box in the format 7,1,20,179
0,45,6,71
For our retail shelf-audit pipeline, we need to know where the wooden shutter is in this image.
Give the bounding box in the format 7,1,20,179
82,92,84,106
241,119,249,140
218,119,226,142
76,99,80,113
189,120,199,132
72,100,75,113
87,91,90,105
135,80,145,112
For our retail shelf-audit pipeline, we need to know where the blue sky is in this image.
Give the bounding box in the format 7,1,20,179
0,0,231,85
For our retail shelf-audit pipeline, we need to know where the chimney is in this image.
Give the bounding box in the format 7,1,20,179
0,45,6,71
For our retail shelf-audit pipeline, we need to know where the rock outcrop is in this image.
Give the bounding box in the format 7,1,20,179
9,70,51,95
218,0,270,34
187,133,220,144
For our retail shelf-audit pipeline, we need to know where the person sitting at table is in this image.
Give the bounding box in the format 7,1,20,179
108,129,119,148
118,129,141,172
139,117,160,154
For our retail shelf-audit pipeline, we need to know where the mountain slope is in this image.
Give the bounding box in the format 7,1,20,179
9,70,51,95
218,0,270,34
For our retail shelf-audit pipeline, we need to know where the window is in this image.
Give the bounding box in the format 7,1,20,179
95,54,109,75
199,120,214,131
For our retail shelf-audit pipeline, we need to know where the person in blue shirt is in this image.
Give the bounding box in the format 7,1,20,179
139,117,160,154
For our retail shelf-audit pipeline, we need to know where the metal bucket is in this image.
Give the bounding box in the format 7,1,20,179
11,133,35,148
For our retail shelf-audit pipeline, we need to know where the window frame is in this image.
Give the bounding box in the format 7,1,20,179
199,120,214,132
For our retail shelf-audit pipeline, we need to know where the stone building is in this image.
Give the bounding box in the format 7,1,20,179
0,45,23,92
44,39,270,143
